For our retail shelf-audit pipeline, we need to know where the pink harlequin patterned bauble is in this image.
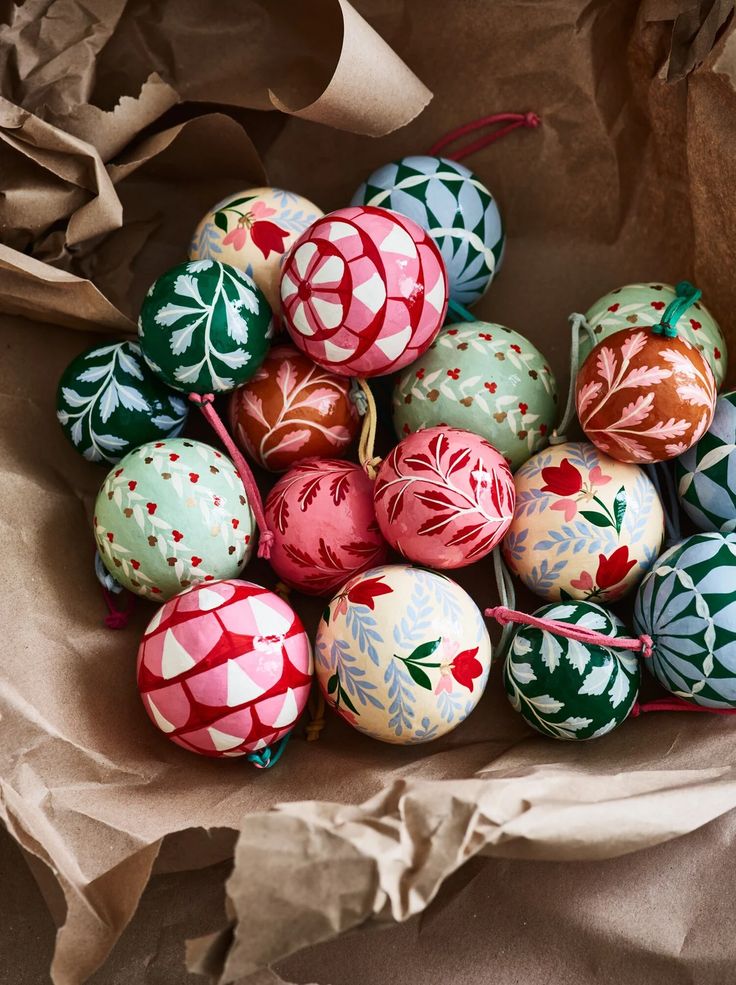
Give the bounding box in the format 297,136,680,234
137,580,313,759
373,426,515,568
279,206,449,377
265,459,389,595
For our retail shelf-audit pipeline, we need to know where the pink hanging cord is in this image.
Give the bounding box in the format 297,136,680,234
485,605,653,657
427,111,541,162
101,585,134,630
631,698,736,718
189,393,274,560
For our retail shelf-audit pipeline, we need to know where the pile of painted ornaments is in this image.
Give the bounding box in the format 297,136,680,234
56,155,736,764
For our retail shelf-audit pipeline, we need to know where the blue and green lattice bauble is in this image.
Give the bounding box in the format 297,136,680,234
56,341,188,464
138,259,273,393
633,532,736,707
676,391,736,532
503,601,640,739
351,155,503,306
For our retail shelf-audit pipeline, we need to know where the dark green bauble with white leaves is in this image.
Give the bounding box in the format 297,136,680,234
503,600,640,739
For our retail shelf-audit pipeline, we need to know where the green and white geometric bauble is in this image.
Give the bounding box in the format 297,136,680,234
633,532,736,707
676,391,736,532
138,259,273,393
56,340,188,464
352,155,504,306
503,600,640,739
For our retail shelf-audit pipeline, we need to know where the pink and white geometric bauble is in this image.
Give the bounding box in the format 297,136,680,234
136,580,313,758
280,205,449,377
373,426,515,568
265,458,388,595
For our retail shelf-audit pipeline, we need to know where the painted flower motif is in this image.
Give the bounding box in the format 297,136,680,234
595,546,636,589
329,574,393,620
541,459,583,496
448,647,483,691
220,199,289,260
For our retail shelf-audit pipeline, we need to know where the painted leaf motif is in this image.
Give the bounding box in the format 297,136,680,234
527,694,564,713
580,510,610,528
509,660,536,683
405,663,432,690
409,638,441,662
541,631,562,671
579,661,611,696
607,665,631,708
613,486,627,533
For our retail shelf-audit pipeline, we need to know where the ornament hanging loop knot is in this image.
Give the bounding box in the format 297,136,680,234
427,110,541,163
485,605,654,657
651,281,702,338
357,378,381,480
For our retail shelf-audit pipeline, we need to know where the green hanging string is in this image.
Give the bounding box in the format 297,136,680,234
651,281,702,338
550,312,588,445
246,731,292,769
447,298,477,323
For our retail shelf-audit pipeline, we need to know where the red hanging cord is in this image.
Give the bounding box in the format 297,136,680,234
427,111,541,162
631,698,736,718
485,605,653,657
189,393,274,559
101,584,134,630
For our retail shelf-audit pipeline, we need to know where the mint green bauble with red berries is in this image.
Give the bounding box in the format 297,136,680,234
504,600,640,740
392,321,557,471
138,260,273,394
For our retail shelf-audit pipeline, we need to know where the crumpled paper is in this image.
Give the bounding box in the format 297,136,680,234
2,1,736,984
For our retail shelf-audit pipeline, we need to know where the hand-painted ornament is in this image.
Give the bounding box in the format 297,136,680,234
581,282,727,389
189,187,323,315
138,259,273,393
634,532,736,707
575,327,716,463
352,156,503,306
280,205,448,377
503,601,640,739
265,459,388,595
316,564,492,743
675,390,736,532
56,340,188,464
137,579,313,759
392,321,557,471
229,344,360,472
504,441,664,602
373,426,514,568
94,438,254,600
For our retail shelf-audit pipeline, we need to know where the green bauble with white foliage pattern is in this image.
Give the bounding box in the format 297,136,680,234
138,259,273,394
503,600,640,739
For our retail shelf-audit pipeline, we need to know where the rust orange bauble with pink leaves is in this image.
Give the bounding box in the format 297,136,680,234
575,327,716,464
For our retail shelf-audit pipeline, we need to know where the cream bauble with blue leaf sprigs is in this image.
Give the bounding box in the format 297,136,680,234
352,155,503,306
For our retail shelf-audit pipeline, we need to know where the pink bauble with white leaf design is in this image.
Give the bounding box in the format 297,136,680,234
575,327,717,464
373,426,515,569
265,459,389,595
279,206,449,377
137,580,313,758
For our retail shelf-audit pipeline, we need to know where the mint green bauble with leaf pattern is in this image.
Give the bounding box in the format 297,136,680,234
580,282,727,390
56,341,188,464
634,532,736,707
138,259,273,394
392,321,557,471
504,601,640,739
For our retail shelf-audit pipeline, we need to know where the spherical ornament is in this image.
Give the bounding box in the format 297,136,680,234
280,205,448,377
352,155,503,306
575,327,716,463
633,532,736,708
189,187,323,315
504,441,664,602
581,282,727,389
138,259,273,393
675,391,736,532
504,601,640,739
392,321,557,471
316,564,491,744
94,438,254,600
373,426,514,569
56,340,188,464
265,459,388,595
228,344,360,472
137,579,313,758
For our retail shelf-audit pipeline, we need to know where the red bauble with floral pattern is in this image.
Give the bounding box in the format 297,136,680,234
137,580,313,758
575,327,716,463
373,426,515,569
265,459,389,595
280,206,449,377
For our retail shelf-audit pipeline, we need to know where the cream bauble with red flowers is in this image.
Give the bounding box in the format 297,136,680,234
315,564,492,744
503,441,664,602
